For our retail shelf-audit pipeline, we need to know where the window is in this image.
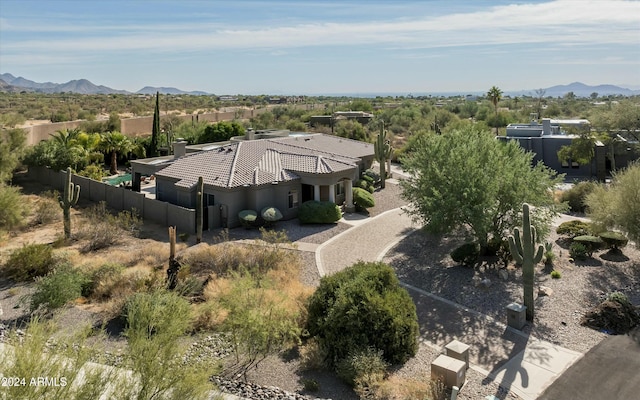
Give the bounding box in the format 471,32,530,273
204,193,215,206
335,181,345,196
288,190,299,208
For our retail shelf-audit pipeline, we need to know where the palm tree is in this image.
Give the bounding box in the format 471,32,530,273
100,131,134,175
50,128,81,149
487,86,502,116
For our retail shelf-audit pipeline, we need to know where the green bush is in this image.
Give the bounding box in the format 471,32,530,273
355,179,375,193
335,347,388,387
361,174,375,185
82,263,126,299
306,261,419,366
556,220,592,238
298,200,342,224
573,235,603,256
0,184,27,230
561,181,597,213
570,242,589,260
353,187,375,210
450,242,481,266
33,190,60,225
30,265,89,312
238,209,258,228
598,231,629,250
363,169,381,183
551,270,561,279
124,290,192,340
607,291,632,307
3,243,58,281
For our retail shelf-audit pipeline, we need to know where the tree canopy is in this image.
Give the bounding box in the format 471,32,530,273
400,126,564,248
586,162,640,245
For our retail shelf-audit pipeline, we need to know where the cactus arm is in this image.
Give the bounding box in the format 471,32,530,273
508,234,524,264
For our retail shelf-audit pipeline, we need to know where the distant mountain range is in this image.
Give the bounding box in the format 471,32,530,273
1,73,638,97
0,73,208,95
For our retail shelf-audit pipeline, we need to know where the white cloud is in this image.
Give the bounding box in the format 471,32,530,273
1,1,638,59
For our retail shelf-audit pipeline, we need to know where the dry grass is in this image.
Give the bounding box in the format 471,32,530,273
369,375,446,400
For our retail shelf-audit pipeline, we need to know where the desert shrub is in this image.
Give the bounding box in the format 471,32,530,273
582,292,640,334
238,209,257,228
306,261,419,366
556,220,592,238
76,164,106,181
1,318,118,400
298,200,342,224
3,243,59,281
569,242,589,260
561,181,596,213
178,232,190,242
206,269,307,375
33,190,61,225
123,289,214,400
608,291,632,307
77,202,141,252
450,242,481,266
30,265,89,312
0,184,27,230
598,231,629,250
124,290,192,339
299,338,329,371
573,235,603,256
551,270,561,279
302,379,320,392
543,242,556,265
82,263,126,300
353,187,375,210
261,206,283,226
336,347,388,387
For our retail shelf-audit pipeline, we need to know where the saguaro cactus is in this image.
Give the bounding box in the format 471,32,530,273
196,176,204,244
167,226,180,290
508,203,543,322
59,167,80,239
374,122,392,189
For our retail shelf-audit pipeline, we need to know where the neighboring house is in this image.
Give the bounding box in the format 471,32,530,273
309,111,374,127
132,132,374,229
498,118,638,180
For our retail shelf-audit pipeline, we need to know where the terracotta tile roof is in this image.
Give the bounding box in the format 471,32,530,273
156,134,373,189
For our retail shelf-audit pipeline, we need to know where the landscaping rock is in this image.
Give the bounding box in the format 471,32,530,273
211,375,332,400
498,269,509,281
539,286,553,297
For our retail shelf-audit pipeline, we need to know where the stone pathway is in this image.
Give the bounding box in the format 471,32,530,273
315,207,584,400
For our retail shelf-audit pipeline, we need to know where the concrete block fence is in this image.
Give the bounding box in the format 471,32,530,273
27,166,196,234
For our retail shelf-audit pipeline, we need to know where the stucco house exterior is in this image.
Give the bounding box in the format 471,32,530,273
497,118,639,180
134,132,375,229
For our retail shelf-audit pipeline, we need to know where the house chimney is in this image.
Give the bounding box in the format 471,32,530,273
542,119,551,136
173,141,187,158
245,128,255,141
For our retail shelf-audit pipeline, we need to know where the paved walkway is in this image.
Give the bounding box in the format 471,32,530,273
315,207,583,400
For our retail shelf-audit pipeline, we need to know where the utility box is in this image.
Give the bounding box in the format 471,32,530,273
445,340,470,370
506,303,527,330
431,354,466,389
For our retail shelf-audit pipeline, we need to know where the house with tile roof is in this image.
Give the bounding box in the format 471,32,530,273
139,132,374,229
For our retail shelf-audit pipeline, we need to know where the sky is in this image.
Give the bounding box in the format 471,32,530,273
1,0,639,95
